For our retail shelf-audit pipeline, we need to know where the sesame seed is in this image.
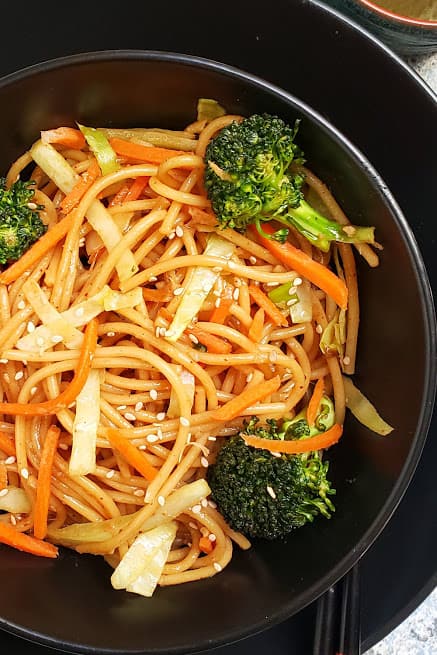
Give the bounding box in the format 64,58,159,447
208,500,217,509
159,327,166,337
266,281,280,287
36,337,45,347
173,287,184,296
27,201,37,210
228,261,236,270
156,412,166,421
0,488,8,497
201,498,208,507
124,412,136,421
266,485,277,499
30,386,38,396
191,504,201,514
150,389,158,401
343,356,351,366
208,533,216,542
27,321,35,333
75,306,84,317
269,351,278,363
0,359,8,364
59,443,69,451
208,436,217,442
213,562,222,572
146,434,158,443
180,416,190,427
79,237,86,247
106,331,115,337
14,371,23,381
272,451,282,458
188,334,199,344
294,277,302,286
246,372,253,383
10,514,16,525
188,522,198,530
135,401,143,412
249,256,257,264
233,288,240,301
200,456,209,468
116,405,127,411
138,444,147,450
4,456,15,465
106,470,115,479
175,225,184,238
51,335,63,343
21,468,29,479
17,300,25,310
286,298,296,306
155,326,161,338
316,324,323,334
149,276,158,282
289,286,297,295
157,495,165,506
134,489,144,497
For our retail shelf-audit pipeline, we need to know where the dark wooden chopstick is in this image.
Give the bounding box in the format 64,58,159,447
313,564,361,655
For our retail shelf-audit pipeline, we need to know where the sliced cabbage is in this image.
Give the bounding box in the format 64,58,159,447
0,486,31,513
167,366,195,418
69,370,101,476
78,124,120,176
31,141,79,194
165,234,235,342
343,376,394,436
319,310,345,360
289,279,312,324
111,521,177,596
197,98,226,122
102,287,142,311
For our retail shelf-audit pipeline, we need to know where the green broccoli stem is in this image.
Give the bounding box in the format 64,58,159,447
275,199,375,253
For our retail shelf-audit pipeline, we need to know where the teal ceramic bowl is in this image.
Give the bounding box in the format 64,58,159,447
325,0,437,55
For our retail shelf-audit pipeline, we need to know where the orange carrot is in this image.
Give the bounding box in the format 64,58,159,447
0,213,75,286
187,327,232,354
41,127,86,150
59,159,100,214
243,423,343,454
0,431,15,457
123,176,149,203
211,375,281,422
109,183,131,207
306,377,325,427
0,522,58,558
209,296,233,324
249,224,348,310
109,138,187,164
156,307,174,324
33,425,60,539
0,318,98,416
142,287,173,303
248,284,288,327
248,307,265,342
188,207,217,226
0,462,7,489
198,536,214,554
106,429,158,482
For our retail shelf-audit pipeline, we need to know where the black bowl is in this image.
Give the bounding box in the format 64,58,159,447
0,51,434,654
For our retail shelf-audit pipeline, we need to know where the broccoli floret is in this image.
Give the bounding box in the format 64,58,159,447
0,178,46,265
204,114,374,251
208,415,336,540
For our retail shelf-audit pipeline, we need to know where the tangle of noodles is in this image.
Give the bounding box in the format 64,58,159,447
0,113,379,593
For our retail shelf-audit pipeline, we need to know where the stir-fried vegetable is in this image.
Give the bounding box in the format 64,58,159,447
78,124,120,175
70,370,101,476
343,376,394,436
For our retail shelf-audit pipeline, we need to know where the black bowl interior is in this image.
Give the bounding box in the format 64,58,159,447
0,52,434,655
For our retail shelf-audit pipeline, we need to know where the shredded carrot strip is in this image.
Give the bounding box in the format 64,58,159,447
248,307,265,342
109,138,187,164
0,522,58,558
156,307,173,324
307,378,325,427
187,327,232,354
0,213,75,286
199,536,214,554
142,287,173,303
188,207,217,226
33,425,60,539
0,431,16,457
211,375,281,422
109,183,131,207
243,423,343,454
209,296,233,324
59,159,100,214
123,176,149,203
106,429,158,482
41,127,85,150
250,224,348,310
248,284,288,327
0,318,98,415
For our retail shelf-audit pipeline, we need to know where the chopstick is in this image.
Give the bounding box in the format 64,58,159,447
313,564,361,655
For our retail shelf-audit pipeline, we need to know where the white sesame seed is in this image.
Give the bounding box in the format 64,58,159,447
149,276,158,282
155,326,161,338
27,201,37,210
0,488,8,497
228,261,236,270
106,470,115,479
106,331,115,337
173,287,184,296
191,504,201,514
30,386,38,396
286,298,296,306
135,401,143,412
159,327,166,337
208,436,217,442
233,287,240,301
188,333,199,344
208,500,217,509
175,225,184,238
156,412,166,421
180,416,190,427
200,456,209,468
36,337,45,347
249,256,257,264
209,533,216,542
59,443,69,451
246,372,253,383
116,405,127,411
17,300,25,310
138,444,147,450
10,515,16,525
51,335,63,343
134,489,144,497
316,324,323,334
14,371,24,381
78,237,86,247
27,321,35,333
213,562,222,572
75,307,84,317
266,485,277,499
343,356,351,366
201,498,208,507
150,389,158,401
269,351,278,363
4,456,15,465
157,495,165,506
168,231,176,240
288,286,297,295
294,277,303,286
0,359,8,364
146,434,158,443
266,281,280,287
21,468,29,479
272,451,282,458
124,412,136,421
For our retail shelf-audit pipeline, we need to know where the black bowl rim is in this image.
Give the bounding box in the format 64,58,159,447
0,48,435,655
